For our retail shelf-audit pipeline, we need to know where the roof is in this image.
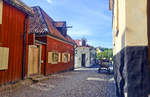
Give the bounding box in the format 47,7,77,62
74,39,93,48
74,40,81,46
3,0,33,15
54,21,66,27
29,6,75,45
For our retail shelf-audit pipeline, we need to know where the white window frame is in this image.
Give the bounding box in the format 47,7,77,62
48,52,61,64
0,47,9,70
62,53,71,63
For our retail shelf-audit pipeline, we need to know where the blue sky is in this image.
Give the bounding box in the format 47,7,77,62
22,0,112,48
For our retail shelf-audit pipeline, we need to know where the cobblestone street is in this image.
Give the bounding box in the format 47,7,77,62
0,68,116,97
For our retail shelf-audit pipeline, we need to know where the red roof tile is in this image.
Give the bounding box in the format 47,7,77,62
74,40,81,46
54,21,66,27
29,6,75,44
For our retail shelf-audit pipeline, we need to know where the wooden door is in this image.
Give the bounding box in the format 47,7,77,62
82,54,86,67
28,46,39,76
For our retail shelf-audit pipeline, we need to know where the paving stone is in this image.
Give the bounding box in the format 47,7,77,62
0,68,116,97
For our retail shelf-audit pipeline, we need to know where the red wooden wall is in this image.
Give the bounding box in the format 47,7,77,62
41,44,46,75
45,36,74,75
36,35,74,75
28,34,35,45
0,2,29,85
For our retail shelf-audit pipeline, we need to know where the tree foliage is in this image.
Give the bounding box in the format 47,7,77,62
97,48,113,60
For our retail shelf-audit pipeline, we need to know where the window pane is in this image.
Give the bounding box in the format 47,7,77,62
52,53,59,63
64,53,68,63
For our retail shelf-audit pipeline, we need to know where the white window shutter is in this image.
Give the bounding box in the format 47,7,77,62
48,52,52,63
0,0,3,24
58,53,61,62
0,47,9,70
68,54,70,62
62,53,64,63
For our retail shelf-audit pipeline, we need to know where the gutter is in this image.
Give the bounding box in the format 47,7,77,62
22,15,28,80
3,0,33,16
36,34,75,46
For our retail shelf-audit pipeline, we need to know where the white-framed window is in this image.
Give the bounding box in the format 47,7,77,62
62,53,70,63
48,52,61,64
0,47,9,70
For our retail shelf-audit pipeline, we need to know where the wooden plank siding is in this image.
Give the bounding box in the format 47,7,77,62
0,2,29,85
45,35,74,75
41,44,46,75
28,34,35,45
35,36,74,75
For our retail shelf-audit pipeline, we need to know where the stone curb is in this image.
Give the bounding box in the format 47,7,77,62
0,76,49,93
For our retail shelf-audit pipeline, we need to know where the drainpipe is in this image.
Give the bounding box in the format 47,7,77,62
44,44,47,76
73,45,76,70
22,15,28,80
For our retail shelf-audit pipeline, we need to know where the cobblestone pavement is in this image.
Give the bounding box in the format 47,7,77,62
0,68,116,97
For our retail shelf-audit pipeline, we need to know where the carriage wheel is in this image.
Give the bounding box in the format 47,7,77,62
98,68,101,73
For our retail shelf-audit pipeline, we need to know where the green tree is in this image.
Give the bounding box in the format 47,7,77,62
96,48,113,61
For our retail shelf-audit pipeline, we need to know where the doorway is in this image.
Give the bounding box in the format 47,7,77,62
28,45,41,76
82,54,86,67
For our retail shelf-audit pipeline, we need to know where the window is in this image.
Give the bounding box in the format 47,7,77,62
0,1,3,24
48,52,61,64
62,53,70,63
0,47,9,70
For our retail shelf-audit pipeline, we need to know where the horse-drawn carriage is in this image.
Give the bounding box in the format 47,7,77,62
98,59,111,73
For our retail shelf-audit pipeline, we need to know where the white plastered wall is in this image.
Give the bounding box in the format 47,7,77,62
75,47,90,68
113,0,126,55
113,0,148,54
125,0,148,46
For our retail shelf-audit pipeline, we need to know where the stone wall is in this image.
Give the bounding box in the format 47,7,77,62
75,47,90,68
114,46,150,97
74,47,96,68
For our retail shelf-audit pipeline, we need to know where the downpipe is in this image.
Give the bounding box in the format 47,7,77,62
22,15,28,80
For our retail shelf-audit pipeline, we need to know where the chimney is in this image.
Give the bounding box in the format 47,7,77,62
82,38,87,46
54,21,67,37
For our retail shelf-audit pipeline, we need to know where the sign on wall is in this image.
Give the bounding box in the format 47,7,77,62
0,0,3,24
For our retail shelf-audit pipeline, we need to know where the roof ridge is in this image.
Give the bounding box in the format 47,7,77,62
30,6,75,45
37,7,63,35
39,7,67,38
38,7,51,34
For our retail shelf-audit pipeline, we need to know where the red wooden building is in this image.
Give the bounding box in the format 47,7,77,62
0,0,33,85
29,6,75,75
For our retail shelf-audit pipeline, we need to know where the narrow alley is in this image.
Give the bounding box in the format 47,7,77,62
0,68,116,97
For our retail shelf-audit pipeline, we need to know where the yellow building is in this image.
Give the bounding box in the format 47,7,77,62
96,48,102,54
110,0,150,97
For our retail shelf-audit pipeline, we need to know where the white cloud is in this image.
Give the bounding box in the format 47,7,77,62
46,0,53,4
68,31,91,36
